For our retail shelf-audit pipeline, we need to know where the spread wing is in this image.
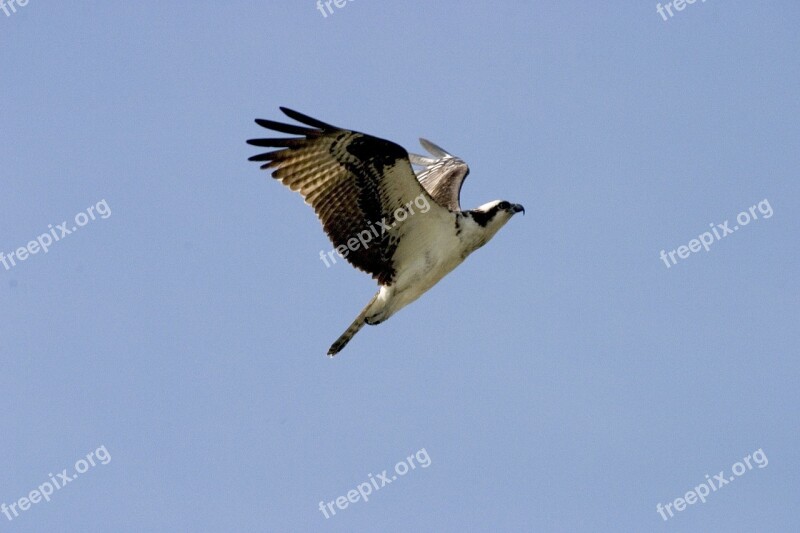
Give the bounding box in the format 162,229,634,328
247,107,443,285
409,138,470,212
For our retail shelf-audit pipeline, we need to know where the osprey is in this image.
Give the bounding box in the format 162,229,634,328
247,108,524,356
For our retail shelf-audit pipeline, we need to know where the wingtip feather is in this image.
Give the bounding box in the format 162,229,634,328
419,138,452,158
280,107,337,131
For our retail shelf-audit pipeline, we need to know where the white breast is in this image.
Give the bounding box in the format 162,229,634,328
378,210,476,319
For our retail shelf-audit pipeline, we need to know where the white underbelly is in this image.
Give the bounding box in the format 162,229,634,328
385,228,467,315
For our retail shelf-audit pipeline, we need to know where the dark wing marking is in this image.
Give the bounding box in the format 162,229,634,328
409,138,470,212
247,107,438,285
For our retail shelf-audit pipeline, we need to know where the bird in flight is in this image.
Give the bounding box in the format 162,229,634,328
247,108,524,356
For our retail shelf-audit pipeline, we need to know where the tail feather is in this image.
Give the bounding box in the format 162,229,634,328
327,293,379,357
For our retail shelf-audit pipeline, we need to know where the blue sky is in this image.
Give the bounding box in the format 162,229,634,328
1,1,798,531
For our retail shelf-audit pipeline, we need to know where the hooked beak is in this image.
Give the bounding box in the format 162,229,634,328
512,204,525,215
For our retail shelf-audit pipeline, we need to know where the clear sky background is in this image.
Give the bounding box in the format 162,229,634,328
1,2,798,532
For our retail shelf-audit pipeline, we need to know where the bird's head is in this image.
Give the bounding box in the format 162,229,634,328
472,199,525,224
465,200,525,245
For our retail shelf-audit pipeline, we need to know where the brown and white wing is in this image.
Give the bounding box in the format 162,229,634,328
247,107,442,285
409,138,470,212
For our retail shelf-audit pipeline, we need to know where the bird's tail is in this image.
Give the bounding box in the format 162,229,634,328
327,293,380,357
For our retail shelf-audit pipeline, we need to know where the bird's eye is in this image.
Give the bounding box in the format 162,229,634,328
498,201,510,210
